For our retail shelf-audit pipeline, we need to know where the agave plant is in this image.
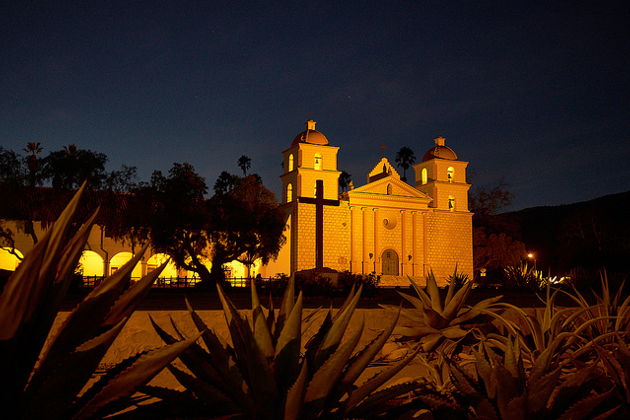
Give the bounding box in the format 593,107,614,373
562,273,630,348
480,281,629,372
382,271,504,353
415,338,620,419
0,184,196,419
148,278,422,419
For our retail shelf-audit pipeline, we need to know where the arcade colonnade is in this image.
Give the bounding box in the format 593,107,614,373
0,220,262,285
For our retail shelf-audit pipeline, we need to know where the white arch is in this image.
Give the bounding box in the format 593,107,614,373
109,251,143,279
78,250,104,276
0,247,23,271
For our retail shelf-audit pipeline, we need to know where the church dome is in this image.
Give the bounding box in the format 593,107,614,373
292,120,329,146
422,136,458,161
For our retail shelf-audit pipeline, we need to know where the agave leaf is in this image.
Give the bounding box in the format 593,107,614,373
441,326,468,339
251,280,275,359
104,260,167,327
445,277,456,307
425,272,443,314
422,307,449,329
284,359,309,420
0,182,86,340
394,325,441,339
216,282,278,411
474,346,497,399
166,364,235,408
396,290,427,313
304,309,333,368
408,276,431,308
304,316,364,405
73,335,199,420
451,295,503,325
43,245,151,367
24,317,129,419
277,274,296,335
275,292,303,391
339,307,401,391
557,388,613,420
420,333,444,352
527,369,559,413
347,381,423,417
442,280,473,321
185,297,230,367
505,395,527,420
344,345,420,412
448,358,479,398
314,284,362,368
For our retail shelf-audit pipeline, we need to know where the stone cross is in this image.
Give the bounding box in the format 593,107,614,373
298,180,339,268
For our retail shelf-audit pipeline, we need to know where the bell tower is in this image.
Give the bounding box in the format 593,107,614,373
280,120,341,273
413,136,470,211
280,120,341,203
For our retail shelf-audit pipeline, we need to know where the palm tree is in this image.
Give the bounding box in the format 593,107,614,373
23,142,43,186
237,155,251,176
395,146,415,182
339,171,352,192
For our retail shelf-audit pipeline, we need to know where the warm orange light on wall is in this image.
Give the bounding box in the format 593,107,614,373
0,247,23,271
78,250,104,276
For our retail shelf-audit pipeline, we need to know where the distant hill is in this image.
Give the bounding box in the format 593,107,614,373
492,191,630,276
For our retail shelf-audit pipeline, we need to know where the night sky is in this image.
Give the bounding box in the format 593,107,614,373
2,1,628,210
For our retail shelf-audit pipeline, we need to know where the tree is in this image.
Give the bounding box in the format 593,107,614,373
395,146,415,182
145,165,285,285
339,171,352,192
209,174,286,280
41,145,108,190
237,155,251,176
470,181,525,276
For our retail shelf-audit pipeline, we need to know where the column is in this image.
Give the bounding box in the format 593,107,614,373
362,207,368,274
349,206,355,272
400,210,406,276
373,208,379,273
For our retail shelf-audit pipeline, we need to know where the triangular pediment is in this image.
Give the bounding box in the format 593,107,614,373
366,158,400,183
348,175,430,200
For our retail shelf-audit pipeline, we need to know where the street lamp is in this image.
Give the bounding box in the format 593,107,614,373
527,252,537,271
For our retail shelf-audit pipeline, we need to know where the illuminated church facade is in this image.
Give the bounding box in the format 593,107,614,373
0,120,473,286
264,120,473,285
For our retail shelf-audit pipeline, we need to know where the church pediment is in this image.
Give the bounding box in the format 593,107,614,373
348,175,431,200
366,158,401,183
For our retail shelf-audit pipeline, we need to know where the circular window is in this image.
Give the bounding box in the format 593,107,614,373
382,218,397,230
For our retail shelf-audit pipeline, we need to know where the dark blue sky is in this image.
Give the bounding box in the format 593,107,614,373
2,1,628,210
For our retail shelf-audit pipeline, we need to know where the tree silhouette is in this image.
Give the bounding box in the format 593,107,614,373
395,146,415,182
237,155,251,175
339,171,352,192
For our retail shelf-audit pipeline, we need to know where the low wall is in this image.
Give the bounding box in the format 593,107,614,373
51,308,422,390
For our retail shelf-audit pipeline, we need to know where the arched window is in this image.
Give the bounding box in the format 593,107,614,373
386,184,392,195
314,153,322,170
448,195,456,211
421,168,428,185
447,167,454,183
288,154,294,172
286,183,293,202
78,250,104,276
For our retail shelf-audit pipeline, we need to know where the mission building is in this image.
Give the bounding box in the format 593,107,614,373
264,120,473,285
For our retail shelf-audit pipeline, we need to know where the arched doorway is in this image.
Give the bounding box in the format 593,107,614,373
381,249,399,275
78,250,104,276
109,252,143,279
0,247,23,271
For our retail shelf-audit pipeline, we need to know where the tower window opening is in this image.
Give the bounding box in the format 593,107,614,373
386,184,392,195
314,153,322,170
288,154,294,171
286,183,293,202
421,168,428,185
448,195,455,211
447,167,454,183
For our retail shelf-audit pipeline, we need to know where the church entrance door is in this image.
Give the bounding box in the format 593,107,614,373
381,249,399,275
